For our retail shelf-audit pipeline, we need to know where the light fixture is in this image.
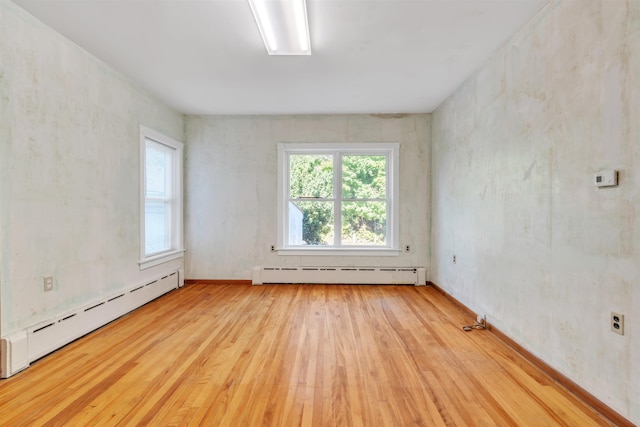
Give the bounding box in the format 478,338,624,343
248,0,311,55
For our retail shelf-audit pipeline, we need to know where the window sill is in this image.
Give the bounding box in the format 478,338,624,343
276,248,401,257
139,249,185,270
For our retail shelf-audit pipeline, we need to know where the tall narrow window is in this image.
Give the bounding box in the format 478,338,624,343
277,143,399,255
140,126,184,269
145,140,173,255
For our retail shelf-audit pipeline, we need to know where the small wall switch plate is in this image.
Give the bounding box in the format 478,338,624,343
43,276,54,292
594,170,618,187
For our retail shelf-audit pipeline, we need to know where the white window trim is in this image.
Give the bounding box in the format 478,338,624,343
277,142,400,256
139,126,185,270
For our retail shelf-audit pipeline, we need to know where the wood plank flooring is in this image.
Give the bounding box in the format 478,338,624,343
0,283,614,426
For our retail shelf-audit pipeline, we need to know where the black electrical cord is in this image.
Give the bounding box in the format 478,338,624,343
462,322,486,332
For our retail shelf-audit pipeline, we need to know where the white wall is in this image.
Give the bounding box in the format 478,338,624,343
185,114,430,279
431,0,639,423
0,2,184,336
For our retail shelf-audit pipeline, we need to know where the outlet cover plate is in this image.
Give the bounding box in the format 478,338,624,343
43,276,54,292
610,312,624,335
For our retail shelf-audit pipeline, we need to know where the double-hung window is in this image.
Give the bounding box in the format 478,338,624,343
139,126,184,269
277,143,399,255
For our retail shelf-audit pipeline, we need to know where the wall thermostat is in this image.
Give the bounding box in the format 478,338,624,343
594,170,618,187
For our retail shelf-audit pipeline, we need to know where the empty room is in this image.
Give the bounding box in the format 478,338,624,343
0,0,638,425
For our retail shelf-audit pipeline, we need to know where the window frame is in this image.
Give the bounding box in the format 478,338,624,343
139,126,185,269
277,142,400,256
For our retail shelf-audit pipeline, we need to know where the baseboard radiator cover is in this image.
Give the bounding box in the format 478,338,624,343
253,266,426,286
1,271,180,379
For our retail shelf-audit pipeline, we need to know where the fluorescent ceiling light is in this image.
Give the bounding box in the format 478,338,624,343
248,0,311,55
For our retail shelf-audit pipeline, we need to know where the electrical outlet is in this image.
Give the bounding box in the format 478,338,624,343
476,314,486,326
611,312,624,335
453,254,457,264
43,276,54,292
270,245,276,252
405,245,410,252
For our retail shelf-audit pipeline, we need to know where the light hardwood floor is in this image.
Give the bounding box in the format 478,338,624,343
0,283,614,426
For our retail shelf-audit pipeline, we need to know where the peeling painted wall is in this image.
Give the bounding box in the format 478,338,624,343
431,0,639,422
0,2,184,336
185,114,430,279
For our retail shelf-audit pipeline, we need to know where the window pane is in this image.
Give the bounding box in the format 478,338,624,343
145,200,171,254
342,155,386,199
341,201,386,246
146,143,169,198
145,140,174,256
289,154,333,199
288,201,334,245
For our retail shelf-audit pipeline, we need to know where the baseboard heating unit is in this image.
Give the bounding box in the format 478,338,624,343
252,266,426,286
1,270,182,379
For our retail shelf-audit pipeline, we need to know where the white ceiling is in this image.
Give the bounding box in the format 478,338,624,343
13,0,548,115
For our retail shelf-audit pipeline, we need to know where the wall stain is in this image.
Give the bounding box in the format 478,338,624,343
369,113,409,119
480,183,488,201
523,158,537,181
